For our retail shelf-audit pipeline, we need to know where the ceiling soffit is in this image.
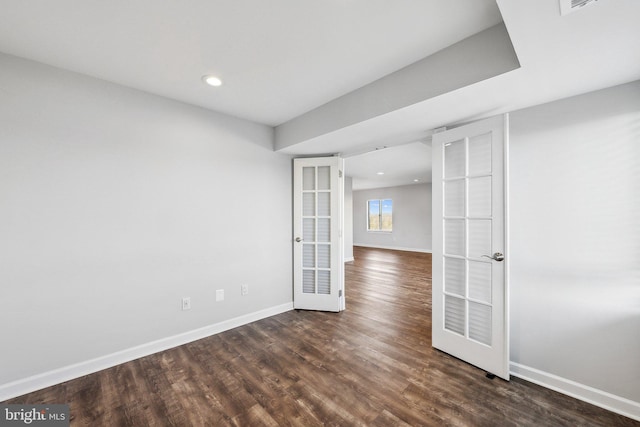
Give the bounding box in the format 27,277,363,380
275,23,520,153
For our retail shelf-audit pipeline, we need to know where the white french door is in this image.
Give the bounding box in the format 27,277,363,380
293,157,344,312
432,114,509,380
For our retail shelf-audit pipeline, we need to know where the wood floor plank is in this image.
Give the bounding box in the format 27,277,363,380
232,403,280,427
3,247,638,426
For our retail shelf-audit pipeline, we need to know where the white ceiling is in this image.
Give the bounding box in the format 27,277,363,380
285,0,640,189
345,142,433,190
0,0,501,126
1,0,639,190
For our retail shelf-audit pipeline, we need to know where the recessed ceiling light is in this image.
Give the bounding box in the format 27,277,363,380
414,179,420,182
377,172,385,175
202,75,222,87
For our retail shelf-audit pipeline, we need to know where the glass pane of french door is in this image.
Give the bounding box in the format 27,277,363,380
442,136,493,346
301,165,332,295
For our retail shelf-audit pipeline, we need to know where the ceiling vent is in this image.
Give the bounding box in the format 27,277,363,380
560,0,599,15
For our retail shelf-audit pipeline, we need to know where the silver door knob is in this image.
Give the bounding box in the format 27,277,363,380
295,237,303,243
482,252,504,262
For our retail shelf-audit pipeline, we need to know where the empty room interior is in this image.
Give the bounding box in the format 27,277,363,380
1,0,639,425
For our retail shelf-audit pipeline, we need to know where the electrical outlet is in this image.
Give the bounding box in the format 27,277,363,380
216,289,224,302
182,297,191,311
241,284,249,296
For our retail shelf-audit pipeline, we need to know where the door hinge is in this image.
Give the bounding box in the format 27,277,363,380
339,290,343,297
339,170,343,178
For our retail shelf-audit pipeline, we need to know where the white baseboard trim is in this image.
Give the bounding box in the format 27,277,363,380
354,244,432,254
0,302,294,402
510,362,640,422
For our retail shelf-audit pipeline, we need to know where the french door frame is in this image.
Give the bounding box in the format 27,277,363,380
431,114,510,380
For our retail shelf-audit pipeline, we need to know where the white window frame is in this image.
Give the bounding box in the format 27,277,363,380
367,199,393,232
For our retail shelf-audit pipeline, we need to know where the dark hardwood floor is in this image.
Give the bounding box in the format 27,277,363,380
4,246,638,426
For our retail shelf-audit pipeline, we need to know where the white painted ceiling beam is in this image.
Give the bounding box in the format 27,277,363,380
275,23,520,152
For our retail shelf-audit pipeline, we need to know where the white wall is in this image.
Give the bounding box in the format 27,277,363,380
353,183,432,253
0,53,293,390
509,81,640,407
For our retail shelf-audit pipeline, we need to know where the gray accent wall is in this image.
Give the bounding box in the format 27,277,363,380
353,183,432,253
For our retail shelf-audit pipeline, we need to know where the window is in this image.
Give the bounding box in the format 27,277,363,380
367,199,392,232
